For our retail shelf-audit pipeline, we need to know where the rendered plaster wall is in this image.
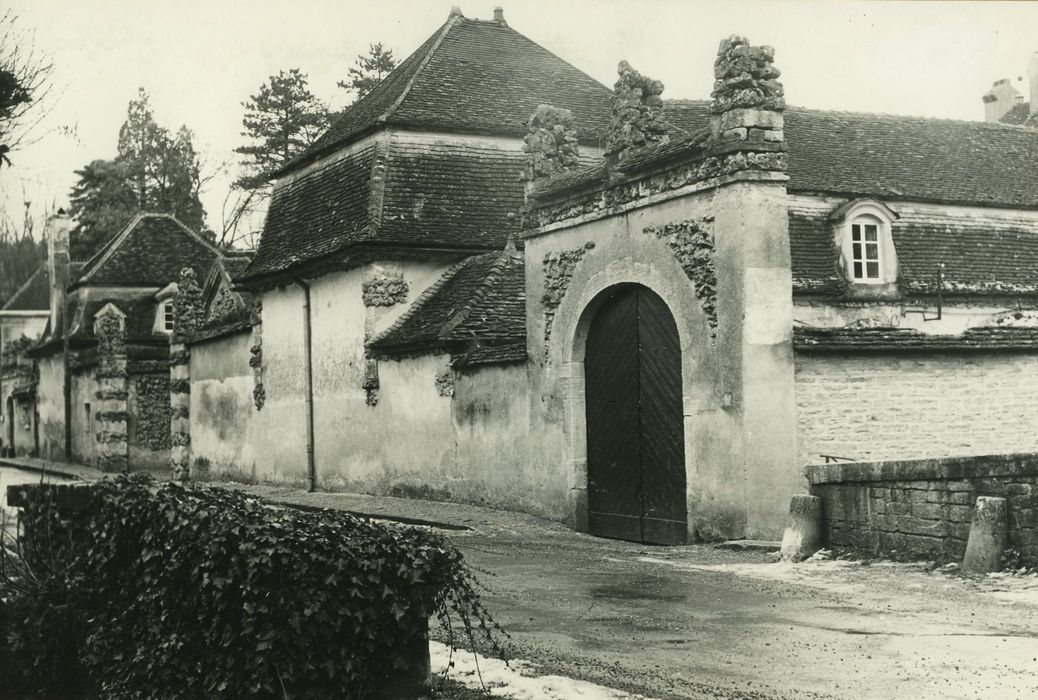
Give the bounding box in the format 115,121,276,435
808,454,1038,561
69,371,98,466
189,331,257,482
252,261,451,486
796,352,1038,466
1,369,35,456
0,315,47,343
35,355,65,461
525,178,797,539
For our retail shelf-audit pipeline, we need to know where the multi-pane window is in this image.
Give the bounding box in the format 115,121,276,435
850,221,881,280
163,301,175,332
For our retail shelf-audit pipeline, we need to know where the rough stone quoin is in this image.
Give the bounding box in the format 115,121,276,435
604,60,668,160
521,104,581,182
93,306,129,473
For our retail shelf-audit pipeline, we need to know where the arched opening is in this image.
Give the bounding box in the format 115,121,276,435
584,284,687,545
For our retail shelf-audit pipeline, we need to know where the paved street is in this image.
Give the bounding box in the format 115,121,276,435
235,485,1038,700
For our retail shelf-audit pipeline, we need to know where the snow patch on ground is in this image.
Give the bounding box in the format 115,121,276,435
430,642,655,700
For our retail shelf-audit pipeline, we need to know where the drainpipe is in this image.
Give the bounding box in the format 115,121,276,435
296,278,316,492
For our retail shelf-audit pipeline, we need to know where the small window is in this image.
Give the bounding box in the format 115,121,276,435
163,301,175,332
850,221,881,281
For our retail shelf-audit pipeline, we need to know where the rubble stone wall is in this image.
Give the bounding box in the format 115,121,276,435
808,454,1038,561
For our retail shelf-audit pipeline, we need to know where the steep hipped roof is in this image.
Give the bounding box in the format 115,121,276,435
665,101,1038,209
75,213,222,288
370,247,526,363
284,11,612,174
241,140,526,282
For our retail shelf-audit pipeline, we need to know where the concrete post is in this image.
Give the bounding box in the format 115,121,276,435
780,494,822,561
962,496,1008,574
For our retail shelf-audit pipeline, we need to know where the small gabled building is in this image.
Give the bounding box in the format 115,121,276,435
29,212,222,470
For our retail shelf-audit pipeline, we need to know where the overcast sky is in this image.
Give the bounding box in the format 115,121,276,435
3,0,1037,239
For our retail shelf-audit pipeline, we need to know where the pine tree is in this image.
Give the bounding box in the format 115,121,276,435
234,69,329,189
67,159,136,260
338,43,397,102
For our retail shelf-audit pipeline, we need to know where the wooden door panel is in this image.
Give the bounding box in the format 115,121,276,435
585,285,687,545
585,287,641,527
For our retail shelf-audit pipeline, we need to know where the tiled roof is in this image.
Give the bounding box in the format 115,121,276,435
665,101,1038,209
1,265,49,312
794,325,1038,352
1000,102,1038,128
788,206,1038,296
241,140,525,283
67,295,162,343
371,248,526,361
286,14,612,173
75,214,221,287
244,146,377,279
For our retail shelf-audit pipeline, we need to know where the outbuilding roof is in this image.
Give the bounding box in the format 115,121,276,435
283,11,611,175
370,246,526,363
75,213,221,288
664,101,1038,210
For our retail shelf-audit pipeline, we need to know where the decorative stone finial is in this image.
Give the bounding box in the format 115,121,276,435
604,60,668,160
710,35,784,114
493,6,506,24
449,6,464,18
521,104,580,183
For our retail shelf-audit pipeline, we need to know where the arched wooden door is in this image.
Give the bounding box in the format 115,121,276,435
584,284,687,545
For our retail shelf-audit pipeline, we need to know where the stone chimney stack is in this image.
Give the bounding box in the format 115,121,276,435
44,209,71,334
1029,54,1038,117
982,79,1023,123
710,36,785,146
493,6,506,25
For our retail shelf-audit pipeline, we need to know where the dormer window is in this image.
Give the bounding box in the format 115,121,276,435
162,301,175,332
153,281,179,335
830,198,899,290
850,218,882,281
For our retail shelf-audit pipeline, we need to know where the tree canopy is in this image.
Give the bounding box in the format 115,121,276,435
0,11,54,168
67,88,207,260
234,69,329,189
338,43,397,102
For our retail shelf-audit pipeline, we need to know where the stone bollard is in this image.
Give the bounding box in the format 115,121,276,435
962,496,1008,574
780,494,823,562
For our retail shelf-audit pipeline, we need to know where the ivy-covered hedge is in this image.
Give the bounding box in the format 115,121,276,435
0,475,501,699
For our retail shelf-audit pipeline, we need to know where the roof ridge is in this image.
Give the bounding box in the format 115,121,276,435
441,249,510,339
368,256,475,349
379,14,462,126
77,212,148,283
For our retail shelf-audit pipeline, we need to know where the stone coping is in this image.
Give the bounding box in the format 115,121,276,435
806,453,1038,486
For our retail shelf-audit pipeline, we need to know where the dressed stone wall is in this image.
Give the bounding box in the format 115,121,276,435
808,454,1038,562
796,352,1038,466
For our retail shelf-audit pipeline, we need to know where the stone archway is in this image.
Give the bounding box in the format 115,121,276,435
582,284,687,545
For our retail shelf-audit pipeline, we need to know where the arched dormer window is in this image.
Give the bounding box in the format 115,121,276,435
829,199,899,288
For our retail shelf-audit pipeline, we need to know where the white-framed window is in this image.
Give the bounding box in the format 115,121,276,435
830,199,899,287
850,218,882,281
162,301,175,332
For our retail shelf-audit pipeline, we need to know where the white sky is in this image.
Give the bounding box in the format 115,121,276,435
2,0,1037,238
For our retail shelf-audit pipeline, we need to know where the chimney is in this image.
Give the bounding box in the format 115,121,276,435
1029,53,1038,117
44,209,71,335
493,6,506,24
982,78,1022,123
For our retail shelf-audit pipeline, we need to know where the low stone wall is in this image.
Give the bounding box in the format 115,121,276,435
807,454,1038,561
